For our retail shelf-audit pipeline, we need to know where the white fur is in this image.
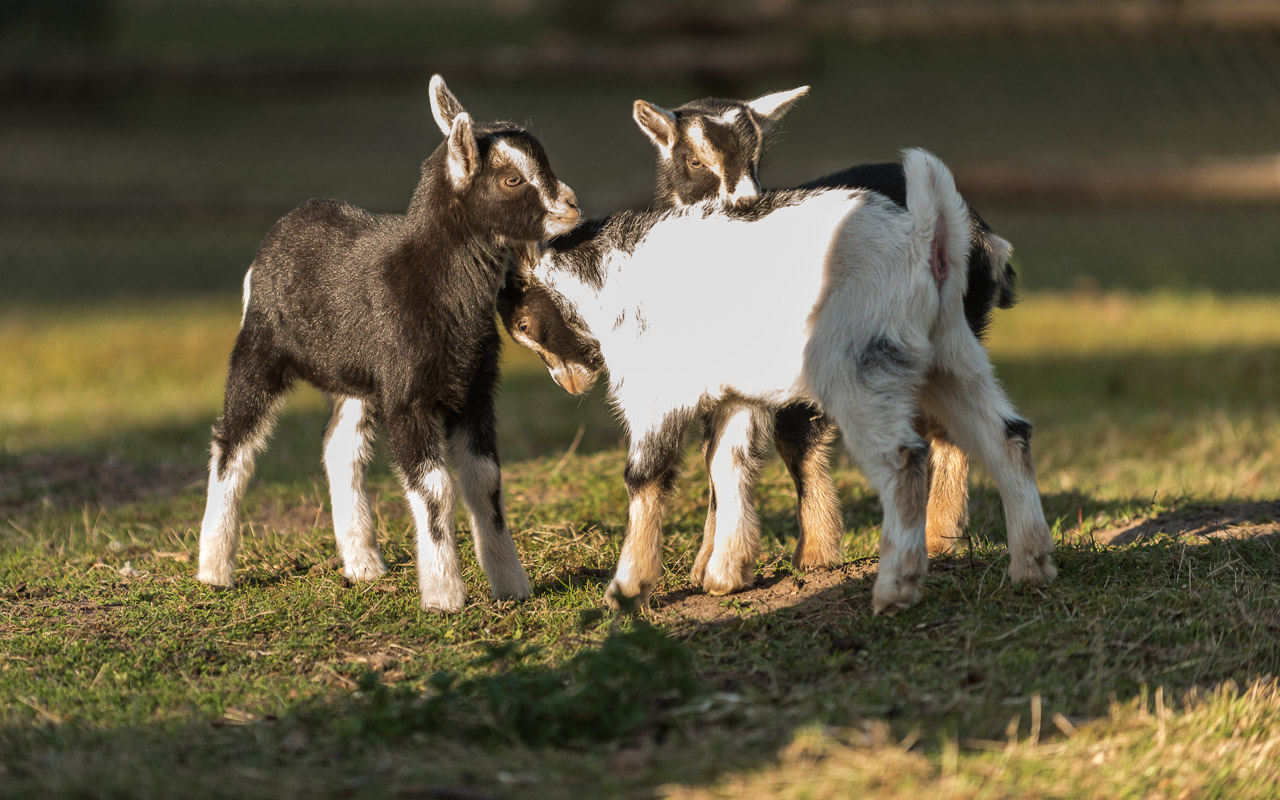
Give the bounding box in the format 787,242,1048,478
702,405,769,594
408,466,467,613
323,398,385,582
428,74,456,134
725,176,759,207
196,403,281,588
531,149,1054,611
240,267,253,326
447,428,532,601
746,85,810,131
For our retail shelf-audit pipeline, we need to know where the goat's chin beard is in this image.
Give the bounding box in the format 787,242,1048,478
549,363,598,395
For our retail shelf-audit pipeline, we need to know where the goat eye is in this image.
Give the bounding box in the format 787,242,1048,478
518,319,530,333
687,158,705,171
504,175,524,188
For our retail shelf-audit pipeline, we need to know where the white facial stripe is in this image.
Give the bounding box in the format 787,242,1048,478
725,176,758,205
685,120,729,191
495,140,546,196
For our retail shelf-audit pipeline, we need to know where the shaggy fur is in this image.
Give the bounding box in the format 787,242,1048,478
504,150,1056,614
197,76,579,612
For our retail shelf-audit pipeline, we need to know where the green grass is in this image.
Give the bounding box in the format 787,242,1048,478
3,292,1280,796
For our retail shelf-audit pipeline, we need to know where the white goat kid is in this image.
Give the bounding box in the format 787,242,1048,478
506,149,1056,614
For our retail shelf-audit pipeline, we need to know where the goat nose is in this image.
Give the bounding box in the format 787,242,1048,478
563,188,579,211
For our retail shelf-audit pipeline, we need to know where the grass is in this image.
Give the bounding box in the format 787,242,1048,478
2,292,1280,797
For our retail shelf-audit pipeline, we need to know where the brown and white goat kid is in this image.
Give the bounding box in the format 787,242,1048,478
503,150,1056,614
632,89,1018,591
197,76,580,612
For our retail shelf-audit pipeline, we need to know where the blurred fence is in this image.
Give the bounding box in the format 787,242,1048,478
2,0,1278,300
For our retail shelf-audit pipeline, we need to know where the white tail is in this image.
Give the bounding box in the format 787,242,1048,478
902,148,971,287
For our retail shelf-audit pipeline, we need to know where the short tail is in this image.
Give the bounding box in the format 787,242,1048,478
901,148,970,290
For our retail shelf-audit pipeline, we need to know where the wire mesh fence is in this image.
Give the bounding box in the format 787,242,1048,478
3,0,1278,301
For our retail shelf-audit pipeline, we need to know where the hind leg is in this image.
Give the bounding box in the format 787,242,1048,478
810,336,931,615
700,402,771,596
197,332,291,588
919,415,969,555
323,397,386,582
920,333,1056,585
774,402,844,571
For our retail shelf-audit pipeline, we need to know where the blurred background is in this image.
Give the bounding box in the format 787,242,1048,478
4,0,1279,303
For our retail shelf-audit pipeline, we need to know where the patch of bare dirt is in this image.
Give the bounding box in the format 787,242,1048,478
1092,501,1280,546
653,560,880,623
0,452,204,516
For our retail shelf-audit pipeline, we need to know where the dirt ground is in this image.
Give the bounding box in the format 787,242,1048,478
653,501,1280,624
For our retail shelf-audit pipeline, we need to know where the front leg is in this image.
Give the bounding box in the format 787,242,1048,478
444,395,532,603
383,403,467,613
606,411,693,611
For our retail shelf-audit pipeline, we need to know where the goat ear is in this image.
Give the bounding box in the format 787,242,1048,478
633,100,678,155
746,85,809,135
445,112,479,192
430,74,467,137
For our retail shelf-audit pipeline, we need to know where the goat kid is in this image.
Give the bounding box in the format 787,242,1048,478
197,75,580,612
633,88,1017,588
502,150,1056,615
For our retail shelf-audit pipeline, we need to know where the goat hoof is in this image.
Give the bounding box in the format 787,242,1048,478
1009,551,1057,585
342,555,388,583
793,549,842,572
872,573,922,616
701,562,754,596
419,579,467,614
604,579,650,614
196,569,236,589
490,570,533,602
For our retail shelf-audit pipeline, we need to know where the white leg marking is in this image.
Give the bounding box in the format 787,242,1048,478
407,466,467,613
703,405,768,595
323,398,386,582
447,429,531,601
197,443,255,588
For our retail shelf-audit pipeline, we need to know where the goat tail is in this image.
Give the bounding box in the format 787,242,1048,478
901,148,971,291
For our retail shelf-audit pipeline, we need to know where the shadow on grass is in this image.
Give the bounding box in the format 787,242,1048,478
4,532,1280,798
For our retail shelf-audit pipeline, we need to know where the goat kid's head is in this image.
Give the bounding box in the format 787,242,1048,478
498,254,603,396
632,85,808,210
428,75,580,241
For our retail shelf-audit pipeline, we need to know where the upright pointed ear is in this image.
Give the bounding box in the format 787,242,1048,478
746,85,809,135
633,100,678,155
430,74,467,137
446,112,479,192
